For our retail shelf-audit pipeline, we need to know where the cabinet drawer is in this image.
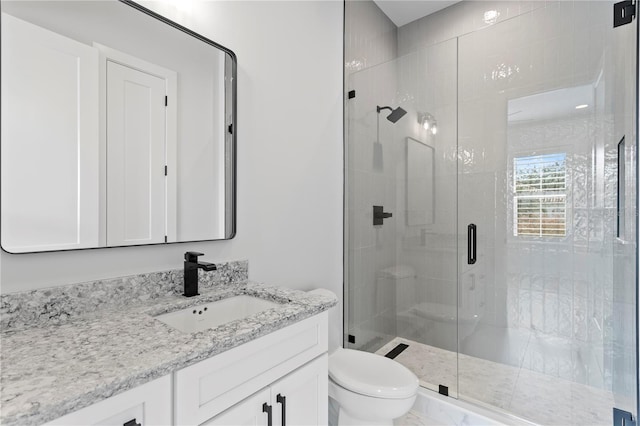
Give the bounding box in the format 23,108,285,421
45,374,172,426
175,312,328,425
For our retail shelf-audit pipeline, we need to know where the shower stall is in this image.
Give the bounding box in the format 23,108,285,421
344,1,638,425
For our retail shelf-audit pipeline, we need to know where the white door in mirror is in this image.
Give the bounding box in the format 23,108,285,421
0,13,100,252
106,61,167,246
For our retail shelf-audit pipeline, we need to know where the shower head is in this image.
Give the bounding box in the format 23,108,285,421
377,105,407,124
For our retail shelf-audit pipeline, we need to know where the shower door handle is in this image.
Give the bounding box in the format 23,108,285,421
468,224,477,265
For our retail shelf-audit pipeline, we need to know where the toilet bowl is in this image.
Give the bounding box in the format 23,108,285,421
328,348,419,425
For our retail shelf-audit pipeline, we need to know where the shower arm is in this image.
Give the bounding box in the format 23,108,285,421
376,106,390,144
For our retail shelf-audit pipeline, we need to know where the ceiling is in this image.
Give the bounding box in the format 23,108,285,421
507,85,595,123
372,0,460,27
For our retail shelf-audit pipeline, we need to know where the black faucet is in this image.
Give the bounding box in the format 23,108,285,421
183,252,217,297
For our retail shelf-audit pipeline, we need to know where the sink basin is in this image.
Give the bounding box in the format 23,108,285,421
155,295,281,333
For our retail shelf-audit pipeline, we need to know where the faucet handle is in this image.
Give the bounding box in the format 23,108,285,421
185,251,205,262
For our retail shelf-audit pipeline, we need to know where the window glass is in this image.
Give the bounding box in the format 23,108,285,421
513,153,566,237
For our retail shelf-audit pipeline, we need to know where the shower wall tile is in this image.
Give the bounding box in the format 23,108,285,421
543,275,559,294
543,292,559,335
531,274,544,293
573,279,589,300
507,288,520,327
518,289,531,328
558,294,573,338
573,295,588,342
344,0,397,76
530,290,544,332
397,1,547,57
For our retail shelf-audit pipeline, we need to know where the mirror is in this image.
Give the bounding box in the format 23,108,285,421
1,0,236,253
406,136,435,226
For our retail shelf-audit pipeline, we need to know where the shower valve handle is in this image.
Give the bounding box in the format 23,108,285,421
373,205,393,226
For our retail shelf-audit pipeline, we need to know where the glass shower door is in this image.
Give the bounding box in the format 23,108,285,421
345,39,460,396
345,58,403,354
456,2,637,425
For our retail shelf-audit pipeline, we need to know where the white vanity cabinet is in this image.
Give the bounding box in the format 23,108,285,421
205,355,327,426
175,312,328,425
44,375,172,426
44,312,328,426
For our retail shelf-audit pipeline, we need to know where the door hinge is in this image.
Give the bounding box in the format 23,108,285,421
614,408,636,426
348,90,356,99
228,123,233,134
165,96,168,106
164,165,168,176
347,334,355,344
164,235,168,243
614,0,636,27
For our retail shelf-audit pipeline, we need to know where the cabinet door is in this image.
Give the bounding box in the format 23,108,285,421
175,312,328,425
202,388,270,426
271,354,328,426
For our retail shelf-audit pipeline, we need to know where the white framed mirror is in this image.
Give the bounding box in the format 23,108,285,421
1,0,237,253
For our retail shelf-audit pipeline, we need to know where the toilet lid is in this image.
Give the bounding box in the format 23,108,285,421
329,348,419,399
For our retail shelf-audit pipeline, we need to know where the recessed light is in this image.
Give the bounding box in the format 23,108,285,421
575,104,589,109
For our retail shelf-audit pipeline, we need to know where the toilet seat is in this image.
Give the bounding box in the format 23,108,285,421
329,349,418,399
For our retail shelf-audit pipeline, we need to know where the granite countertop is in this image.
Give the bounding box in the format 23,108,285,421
0,280,337,426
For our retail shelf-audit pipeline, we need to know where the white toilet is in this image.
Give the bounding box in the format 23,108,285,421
328,348,419,425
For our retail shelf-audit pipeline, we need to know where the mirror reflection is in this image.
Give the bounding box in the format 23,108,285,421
406,137,435,226
1,0,236,253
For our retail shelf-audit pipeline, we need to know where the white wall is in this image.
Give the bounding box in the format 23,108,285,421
0,1,344,351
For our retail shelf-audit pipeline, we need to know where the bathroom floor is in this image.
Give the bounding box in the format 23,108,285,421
395,410,439,426
377,337,632,426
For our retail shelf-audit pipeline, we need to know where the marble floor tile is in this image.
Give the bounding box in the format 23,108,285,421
510,368,613,426
458,353,520,411
395,410,442,426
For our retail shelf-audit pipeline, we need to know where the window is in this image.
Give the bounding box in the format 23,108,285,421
513,153,566,237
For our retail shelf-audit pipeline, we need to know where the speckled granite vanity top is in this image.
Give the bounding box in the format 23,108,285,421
0,261,337,426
